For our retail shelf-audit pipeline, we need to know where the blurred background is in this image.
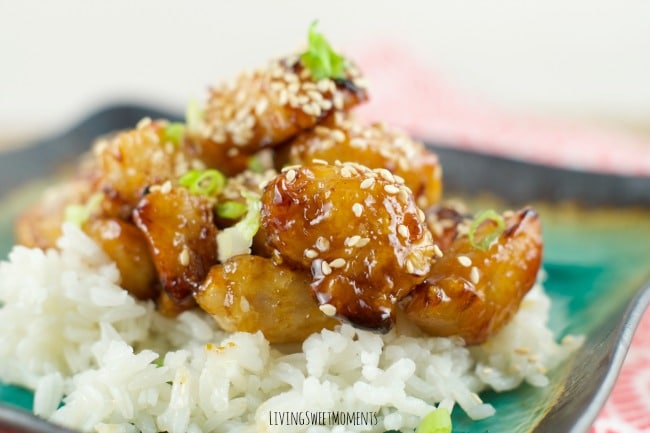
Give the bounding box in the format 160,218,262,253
2,0,650,162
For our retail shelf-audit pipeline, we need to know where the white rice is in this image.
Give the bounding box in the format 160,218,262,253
0,224,583,433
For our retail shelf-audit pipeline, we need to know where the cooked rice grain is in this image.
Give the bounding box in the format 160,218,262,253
0,224,582,433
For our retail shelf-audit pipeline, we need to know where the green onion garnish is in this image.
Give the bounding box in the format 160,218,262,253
179,169,226,196
162,122,185,146
216,192,262,262
468,209,506,251
64,193,104,227
185,99,203,134
300,21,347,81
417,408,452,433
216,201,248,219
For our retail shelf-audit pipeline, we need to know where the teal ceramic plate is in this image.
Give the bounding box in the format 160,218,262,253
1,105,649,433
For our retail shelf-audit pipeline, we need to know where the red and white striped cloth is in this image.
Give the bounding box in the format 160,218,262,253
351,42,650,433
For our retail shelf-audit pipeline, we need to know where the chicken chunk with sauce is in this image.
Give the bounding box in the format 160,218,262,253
402,208,543,344
260,162,436,331
133,186,219,308
195,255,338,344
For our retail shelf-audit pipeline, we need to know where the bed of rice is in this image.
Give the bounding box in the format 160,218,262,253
0,223,582,433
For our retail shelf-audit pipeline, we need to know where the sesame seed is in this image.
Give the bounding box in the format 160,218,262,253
398,224,410,238
301,104,315,116
227,148,239,157
376,168,395,183
536,365,548,374
281,164,301,172
360,178,375,190
470,266,480,284
320,100,333,111
417,208,426,223
405,259,415,274
345,235,361,247
384,185,399,195
528,354,539,362
240,296,250,313
305,249,318,259
329,258,346,268
340,166,354,178
312,158,328,165
482,367,493,374
433,244,444,258
333,93,344,110
356,237,371,247
331,129,346,143
255,98,269,115
457,256,472,267
321,261,332,275
470,393,483,404
515,347,530,355
350,138,366,149
352,203,363,217
315,236,330,252
278,89,288,106
398,189,409,203
316,79,331,92
160,180,172,194
319,303,337,317
307,90,323,102
393,175,405,184
179,247,190,266
285,169,296,183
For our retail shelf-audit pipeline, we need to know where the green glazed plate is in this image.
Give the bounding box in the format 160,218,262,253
0,105,649,433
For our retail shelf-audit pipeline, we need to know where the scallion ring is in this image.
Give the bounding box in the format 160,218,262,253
468,209,506,251
179,169,226,196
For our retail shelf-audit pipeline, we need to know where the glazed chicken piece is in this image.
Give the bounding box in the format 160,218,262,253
402,208,543,344
195,255,338,344
83,218,158,300
197,54,367,158
94,119,199,218
261,162,436,331
15,180,92,249
133,186,218,308
280,116,443,208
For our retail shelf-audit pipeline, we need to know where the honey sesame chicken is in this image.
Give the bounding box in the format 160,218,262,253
260,162,436,330
195,255,338,344
402,208,543,344
14,26,546,345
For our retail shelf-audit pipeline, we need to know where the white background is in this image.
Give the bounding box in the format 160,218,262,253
2,0,650,145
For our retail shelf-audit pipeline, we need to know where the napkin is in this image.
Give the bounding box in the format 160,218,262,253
351,41,650,433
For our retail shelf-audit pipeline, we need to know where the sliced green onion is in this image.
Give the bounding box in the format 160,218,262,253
64,193,104,227
216,191,262,262
179,169,226,196
300,21,347,81
185,99,203,134
162,122,185,146
417,408,452,433
468,209,506,251
216,201,248,219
